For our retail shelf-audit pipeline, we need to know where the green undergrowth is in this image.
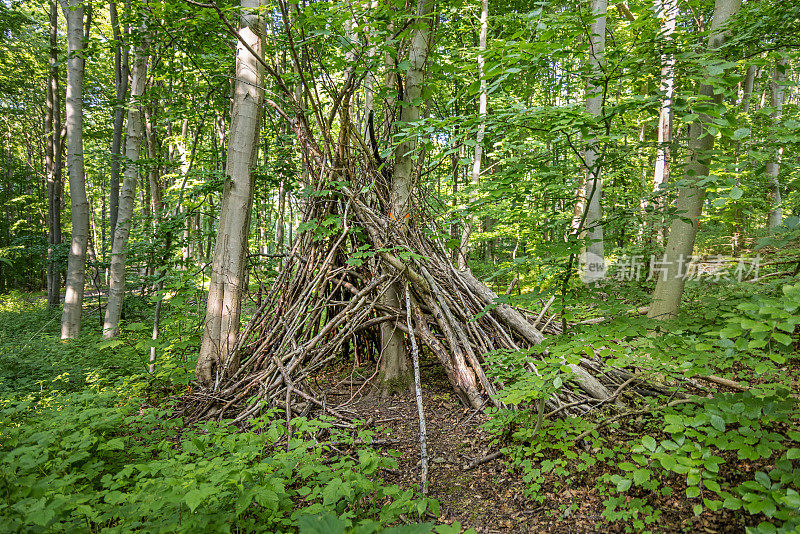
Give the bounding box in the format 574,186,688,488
1,379,442,532
0,292,451,533
484,273,800,533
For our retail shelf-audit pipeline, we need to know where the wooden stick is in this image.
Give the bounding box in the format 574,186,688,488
533,295,556,328
463,450,503,470
406,282,429,495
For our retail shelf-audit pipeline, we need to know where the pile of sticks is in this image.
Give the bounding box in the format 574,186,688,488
181,161,664,425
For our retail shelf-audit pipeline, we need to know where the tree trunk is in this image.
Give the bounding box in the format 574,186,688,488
196,0,264,387
651,0,676,244
573,0,607,284
457,0,488,270
767,57,787,228
648,0,742,320
60,0,89,339
275,177,286,254
731,63,757,252
109,0,129,252
379,0,433,394
103,36,149,338
46,0,62,310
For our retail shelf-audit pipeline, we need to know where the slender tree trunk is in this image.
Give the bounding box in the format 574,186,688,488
457,0,488,270
731,63,757,252
46,0,62,309
196,0,264,387
648,0,742,320
103,37,149,338
380,0,433,393
364,0,378,133
573,0,607,283
767,57,788,228
275,177,285,254
60,0,89,339
109,0,129,251
651,0,676,244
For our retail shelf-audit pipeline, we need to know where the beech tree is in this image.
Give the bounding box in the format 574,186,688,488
573,0,607,283
651,0,677,242
378,0,434,393
45,0,62,310
103,33,149,339
767,57,788,228
59,0,89,339
648,0,743,320
108,0,129,253
457,0,488,270
195,0,265,386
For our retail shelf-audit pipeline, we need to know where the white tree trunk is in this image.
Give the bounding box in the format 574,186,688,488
103,37,149,338
767,57,788,228
60,0,89,339
651,0,677,242
573,0,607,283
380,0,433,392
648,0,742,320
457,0,488,270
196,0,264,387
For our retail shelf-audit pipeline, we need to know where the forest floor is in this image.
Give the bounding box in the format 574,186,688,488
3,245,799,532
316,362,759,533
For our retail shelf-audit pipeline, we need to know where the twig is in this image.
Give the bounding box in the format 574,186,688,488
695,374,748,391
533,295,556,328
463,450,503,470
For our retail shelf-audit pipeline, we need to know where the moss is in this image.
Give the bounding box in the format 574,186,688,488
378,371,412,395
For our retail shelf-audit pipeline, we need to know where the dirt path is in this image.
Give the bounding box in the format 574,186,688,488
321,365,609,533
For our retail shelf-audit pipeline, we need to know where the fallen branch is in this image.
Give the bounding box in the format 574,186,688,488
463,450,503,470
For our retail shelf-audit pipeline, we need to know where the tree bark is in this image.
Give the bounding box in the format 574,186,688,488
60,0,89,339
46,0,62,310
767,57,787,228
109,0,129,252
648,0,742,320
103,35,149,338
651,0,676,244
573,0,607,283
196,0,264,387
379,0,433,394
457,0,488,270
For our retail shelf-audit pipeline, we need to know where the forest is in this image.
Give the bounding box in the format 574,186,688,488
1,0,799,531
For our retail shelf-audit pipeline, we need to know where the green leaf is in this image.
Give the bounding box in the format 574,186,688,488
731,127,750,140
729,186,743,200
771,332,792,346
185,486,212,513
710,414,725,432
633,468,651,485
686,486,701,498
642,435,657,452
723,495,742,510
